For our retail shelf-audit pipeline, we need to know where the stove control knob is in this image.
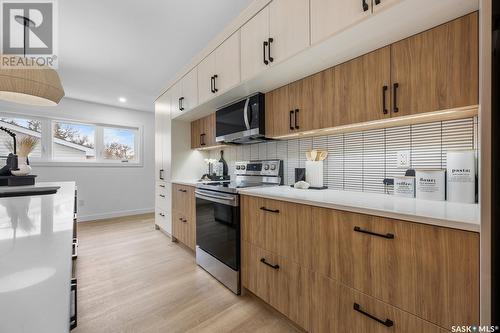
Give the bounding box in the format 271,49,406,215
236,165,241,170
270,164,276,171
264,164,270,170
241,165,246,170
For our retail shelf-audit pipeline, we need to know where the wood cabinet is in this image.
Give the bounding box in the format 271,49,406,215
199,32,241,105
172,184,196,250
241,195,480,331
241,0,309,81
390,12,478,116
310,0,371,45
333,46,391,125
190,113,216,149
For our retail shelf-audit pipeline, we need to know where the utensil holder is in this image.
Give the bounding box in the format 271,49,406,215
305,161,324,188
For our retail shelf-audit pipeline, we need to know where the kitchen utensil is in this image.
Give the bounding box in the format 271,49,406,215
310,150,318,161
318,151,328,161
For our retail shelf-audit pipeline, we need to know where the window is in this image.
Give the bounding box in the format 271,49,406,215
52,121,96,161
0,117,42,158
0,112,142,166
103,127,137,162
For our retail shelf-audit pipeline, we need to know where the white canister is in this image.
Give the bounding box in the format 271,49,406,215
305,161,324,188
446,149,476,203
415,169,446,201
394,176,415,198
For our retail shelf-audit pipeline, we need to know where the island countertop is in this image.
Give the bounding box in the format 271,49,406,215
238,186,480,232
0,182,76,333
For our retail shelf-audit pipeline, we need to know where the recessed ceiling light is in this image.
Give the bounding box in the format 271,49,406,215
118,97,127,103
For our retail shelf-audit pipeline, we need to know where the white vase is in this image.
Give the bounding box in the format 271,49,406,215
11,156,32,176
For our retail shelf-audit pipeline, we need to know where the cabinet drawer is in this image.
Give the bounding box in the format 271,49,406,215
172,184,195,217
155,183,169,210
310,272,448,333
172,210,195,250
330,209,479,329
241,195,312,267
155,208,168,231
242,241,310,330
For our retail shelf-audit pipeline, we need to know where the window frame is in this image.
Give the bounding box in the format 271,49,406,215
0,111,143,167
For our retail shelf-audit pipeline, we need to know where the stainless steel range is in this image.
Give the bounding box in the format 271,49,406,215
195,160,283,294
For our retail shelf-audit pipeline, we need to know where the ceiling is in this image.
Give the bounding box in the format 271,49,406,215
58,0,252,112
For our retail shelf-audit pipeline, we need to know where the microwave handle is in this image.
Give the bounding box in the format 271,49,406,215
243,98,250,130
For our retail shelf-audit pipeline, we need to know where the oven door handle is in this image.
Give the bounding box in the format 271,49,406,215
195,190,238,206
243,97,251,130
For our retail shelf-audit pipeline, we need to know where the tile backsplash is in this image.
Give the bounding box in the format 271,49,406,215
210,117,478,194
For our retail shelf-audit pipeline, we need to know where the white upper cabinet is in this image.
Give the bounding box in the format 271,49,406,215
181,67,198,112
241,0,310,81
155,90,171,181
311,0,371,45
198,51,216,105
241,7,270,81
269,0,310,64
215,31,241,95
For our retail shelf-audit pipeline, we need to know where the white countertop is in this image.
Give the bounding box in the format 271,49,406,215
0,182,75,333
238,186,480,232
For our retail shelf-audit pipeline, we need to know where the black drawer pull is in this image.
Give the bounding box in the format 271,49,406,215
179,218,187,223
159,213,165,217
70,279,77,330
159,185,165,188
260,207,280,213
289,110,294,130
294,109,299,129
159,194,165,198
362,0,369,11
393,83,399,113
353,226,394,239
178,189,187,193
179,97,185,111
382,85,388,114
210,76,215,93
268,37,274,63
375,0,381,4
260,258,279,270
213,74,218,93
353,303,394,327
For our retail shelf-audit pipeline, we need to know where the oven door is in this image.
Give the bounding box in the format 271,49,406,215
195,189,240,270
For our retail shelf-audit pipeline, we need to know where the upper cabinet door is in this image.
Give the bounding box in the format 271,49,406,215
333,46,391,125
181,68,198,112
241,7,270,81
265,84,290,138
390,12,478,117
170,81,183,119
215,31,241,95
310,0,371,45
198,52,217,105
269,0,310,64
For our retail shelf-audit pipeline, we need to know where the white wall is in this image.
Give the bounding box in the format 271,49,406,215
0,98,155,221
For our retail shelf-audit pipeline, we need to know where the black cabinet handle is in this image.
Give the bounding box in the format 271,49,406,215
353,303,394,327
375,0,381,4
70,279,77,330
393,83,399,113
353,226,394,239
200,133,206,146
268,38,274,63
289,110,294,130
362,0,369,11
263,41,269,65
159,194,165,198
260,206,280,213
179,97,185,111
213,75,218,93
260,258,279,270
382,85,388,114
294,109,300,129
159,185,165,188
210,76,215,93
159,213,165,217
178,189,187,193
159,169,164,180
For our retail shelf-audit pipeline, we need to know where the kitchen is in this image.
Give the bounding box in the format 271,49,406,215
0,0,496,332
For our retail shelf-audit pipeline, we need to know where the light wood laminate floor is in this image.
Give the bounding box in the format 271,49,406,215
73,214,301,333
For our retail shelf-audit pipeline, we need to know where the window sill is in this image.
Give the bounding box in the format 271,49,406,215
31,161,143,168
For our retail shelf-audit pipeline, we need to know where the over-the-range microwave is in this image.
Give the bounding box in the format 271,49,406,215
215,93,266,144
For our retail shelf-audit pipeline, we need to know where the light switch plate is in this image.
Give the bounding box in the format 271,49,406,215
396,150,411,168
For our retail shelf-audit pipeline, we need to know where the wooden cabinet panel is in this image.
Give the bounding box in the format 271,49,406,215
172,184,196,250
269,0,310,64
288,74,316,133
181,67,198,112
203,113,216,147
190,113,216,149
190,119,200,149
391,12,478,116
198,52,216,105
334,46,391,125
215,31,241,94
241,7,269,81
336,212,479,329
264,84,289,138
310,0,371,45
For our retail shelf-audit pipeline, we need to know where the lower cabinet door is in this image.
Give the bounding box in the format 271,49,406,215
172,210,195,250
310,272,448,333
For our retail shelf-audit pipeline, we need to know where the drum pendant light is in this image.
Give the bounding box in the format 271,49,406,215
0,15,64,106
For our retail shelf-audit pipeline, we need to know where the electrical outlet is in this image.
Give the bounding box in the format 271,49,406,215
396,151,411,168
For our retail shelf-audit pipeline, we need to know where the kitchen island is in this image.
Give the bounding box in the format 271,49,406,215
0,182,76,333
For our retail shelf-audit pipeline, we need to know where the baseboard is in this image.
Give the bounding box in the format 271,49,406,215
78,208,155,222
